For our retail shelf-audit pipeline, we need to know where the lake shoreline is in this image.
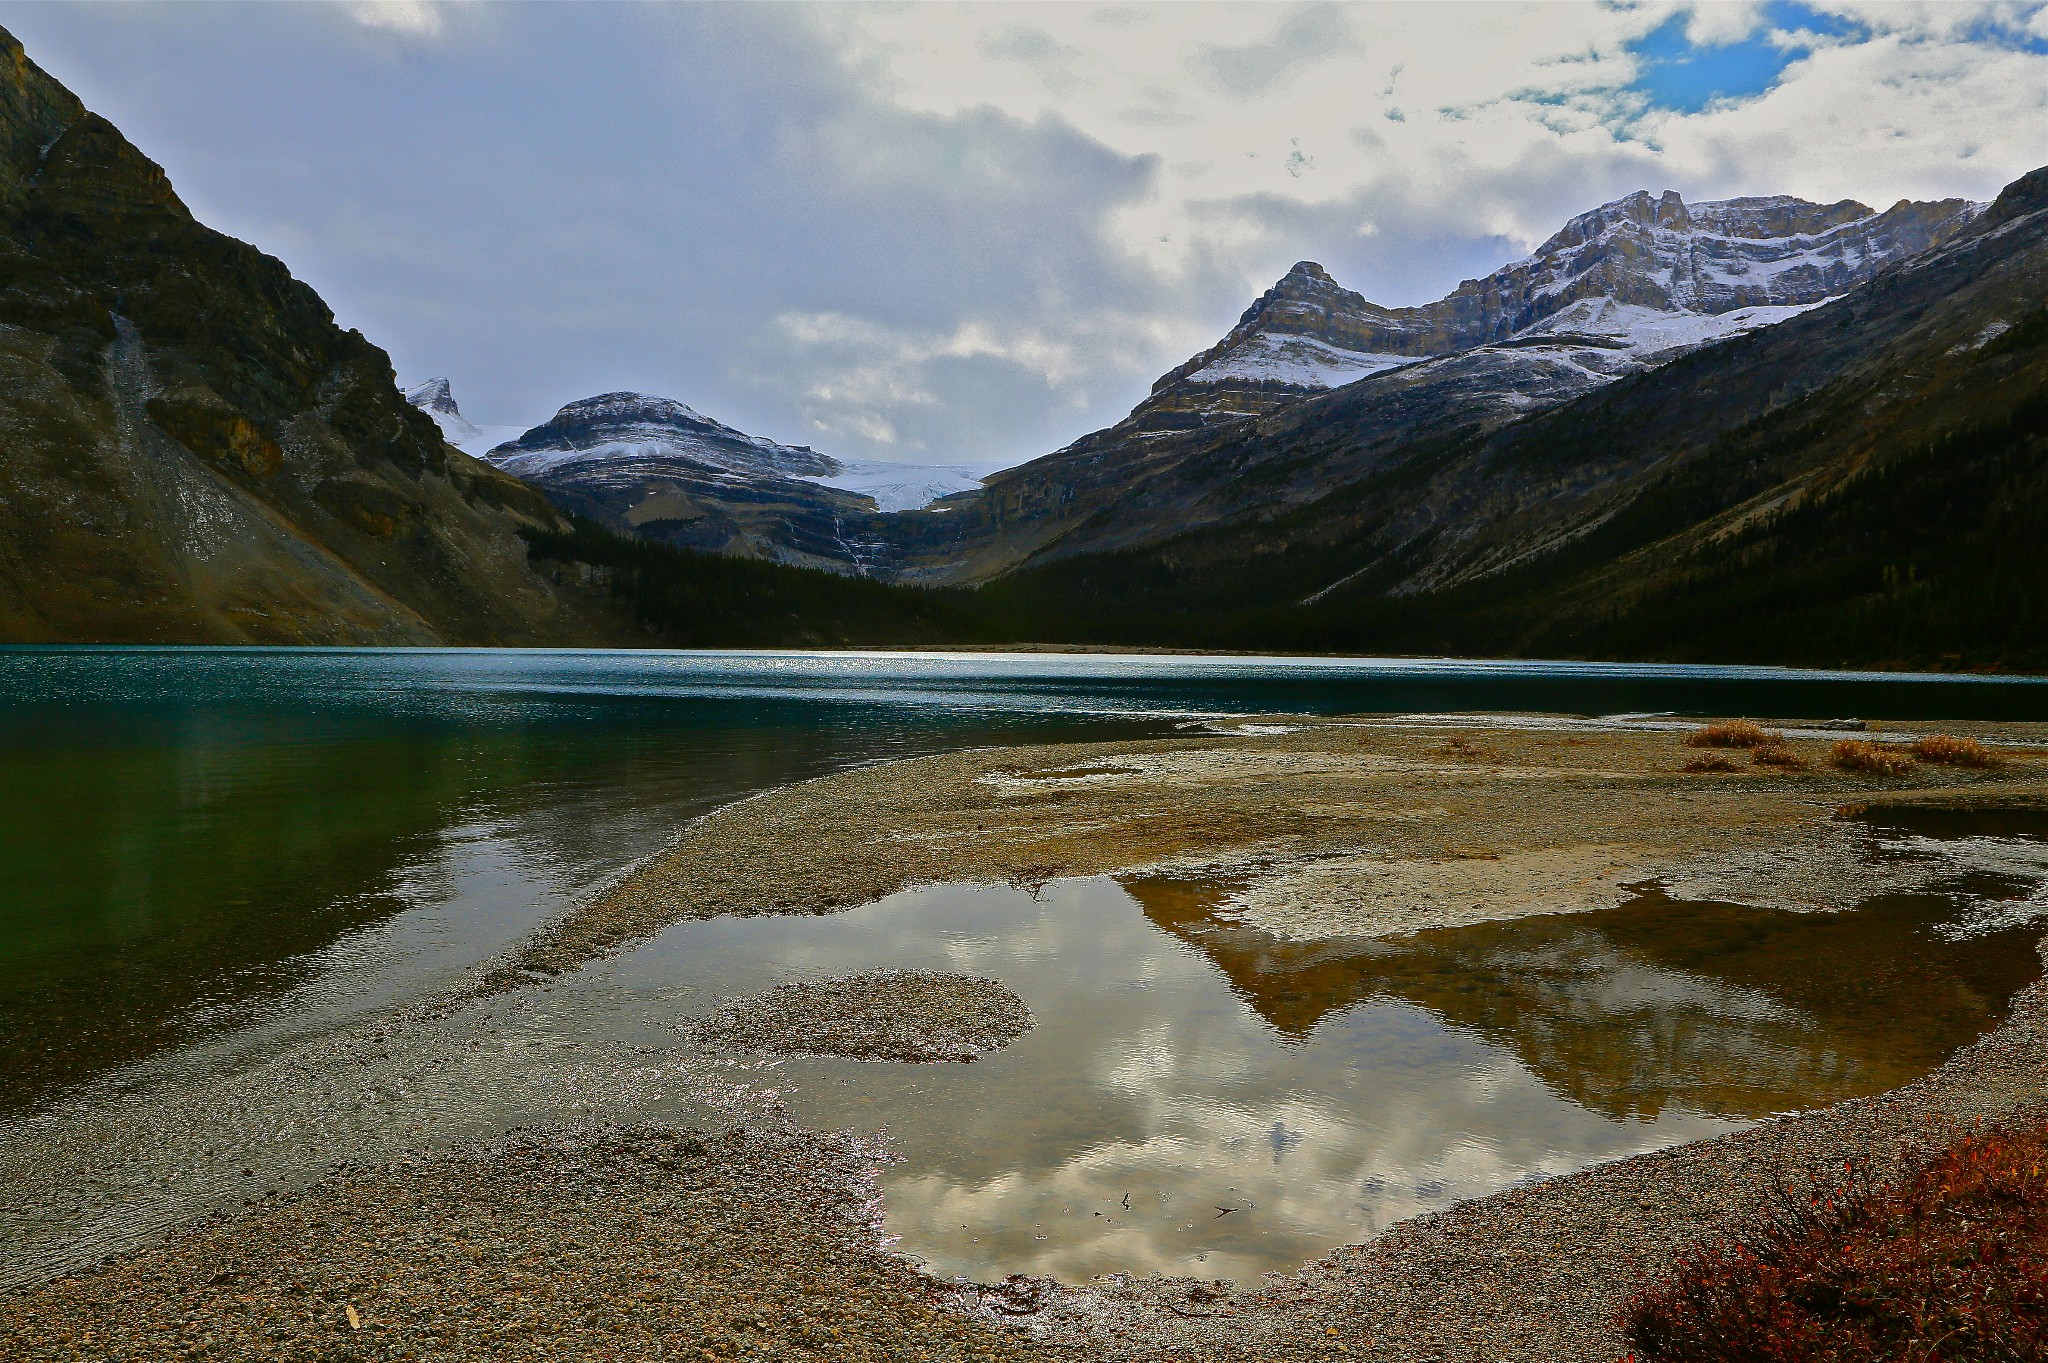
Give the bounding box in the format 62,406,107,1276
1015,927,2048,1360
8,713,2048,1360
502,713,2048,980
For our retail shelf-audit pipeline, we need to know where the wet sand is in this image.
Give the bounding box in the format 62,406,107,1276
7,714,2048,1361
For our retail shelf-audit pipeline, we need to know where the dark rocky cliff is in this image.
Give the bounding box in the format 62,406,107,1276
0,27,618,644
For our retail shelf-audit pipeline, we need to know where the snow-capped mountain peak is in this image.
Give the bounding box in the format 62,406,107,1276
1127,189,1981,434
487,391,840,482
485,390,996,519
403,376,459,416
400,377,529,459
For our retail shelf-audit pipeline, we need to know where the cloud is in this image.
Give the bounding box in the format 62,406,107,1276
809,2,2044,282
772,309,1185,451
346,1,460,38
9,0,2040,471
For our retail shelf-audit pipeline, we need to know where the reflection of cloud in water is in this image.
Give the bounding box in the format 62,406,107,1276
516,859,2048,1285
15,859,2035,1293
712,878,1742,1282
664,871,2041,1282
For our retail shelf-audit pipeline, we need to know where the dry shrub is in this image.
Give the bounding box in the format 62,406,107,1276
1751,745,1809,772
1830,740,1916,777
1685,720,1780,749
1910,733,1996,768
1622,1118,2048,1362
1438,735,1485,759
1681,754,1743,774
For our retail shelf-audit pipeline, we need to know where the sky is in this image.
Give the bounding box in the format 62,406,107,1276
3,1,2044,468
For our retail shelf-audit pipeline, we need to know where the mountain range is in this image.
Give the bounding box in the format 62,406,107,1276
3,23,2043,667
979,167,2048,670
408,186,1982,588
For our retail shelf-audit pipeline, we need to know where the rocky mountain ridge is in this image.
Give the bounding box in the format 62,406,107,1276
974,165,2048,669
863,188,1983,585
1117,190,1980,438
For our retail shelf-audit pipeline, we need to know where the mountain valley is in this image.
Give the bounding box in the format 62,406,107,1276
0,18,2041,669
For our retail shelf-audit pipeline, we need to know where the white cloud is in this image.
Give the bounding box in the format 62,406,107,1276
346,1,467,38
763,0,2043,456
801,1,2047,292
29,1,2037,468
773,308,1190,450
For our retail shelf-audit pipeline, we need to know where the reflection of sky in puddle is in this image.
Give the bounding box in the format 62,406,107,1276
597,870,2043,1283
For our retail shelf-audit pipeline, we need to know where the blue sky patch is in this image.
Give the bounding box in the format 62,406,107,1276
1625,2,1862,114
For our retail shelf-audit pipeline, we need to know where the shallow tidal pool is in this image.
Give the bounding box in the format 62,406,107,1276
580,826,2048,1283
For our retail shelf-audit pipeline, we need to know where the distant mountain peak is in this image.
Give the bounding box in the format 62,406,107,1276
403,377,459,417
562,391,702,421
401,377,528,459
1126,187,1982,434
497,391,810,466
482,388,998,568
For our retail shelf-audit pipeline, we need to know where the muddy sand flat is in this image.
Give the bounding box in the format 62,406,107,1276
8,715,2048,1362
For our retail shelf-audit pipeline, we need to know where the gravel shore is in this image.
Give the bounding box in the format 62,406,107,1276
9,714,2048,1362
499,716,2048,979
687,970,1034,1064
0,1123,1054,1363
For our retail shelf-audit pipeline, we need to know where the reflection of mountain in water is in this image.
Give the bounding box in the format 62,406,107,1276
2,735,495,1110
1123,875,2043,1123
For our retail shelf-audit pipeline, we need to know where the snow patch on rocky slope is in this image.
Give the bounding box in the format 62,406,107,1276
1185,333,1421,388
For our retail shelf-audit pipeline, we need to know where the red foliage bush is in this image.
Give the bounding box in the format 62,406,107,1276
1752,745,1810,771
1681,754,1744,774
1622,1119,2048,1362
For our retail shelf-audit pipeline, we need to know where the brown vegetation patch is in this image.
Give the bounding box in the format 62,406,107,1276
1681,754,1744,774
1686,721,1781,750
1624,1117,2048,1362
686,970,1032,1063
1910,734,1997,768
1751,745,1810,771
1831,740,1917,777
